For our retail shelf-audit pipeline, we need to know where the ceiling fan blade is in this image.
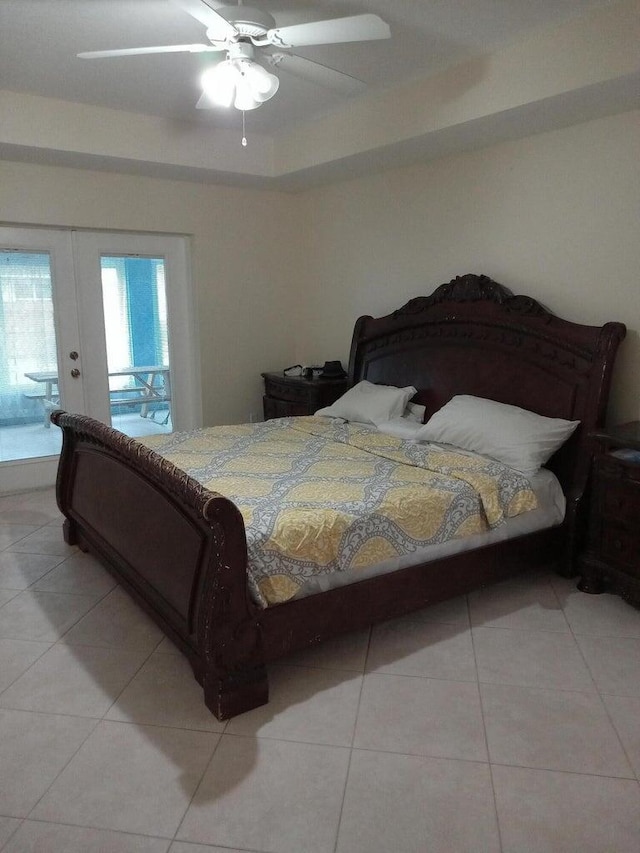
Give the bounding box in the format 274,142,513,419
267,13,390,48
78,43,224,59
172,0,238,41
269,53,366,95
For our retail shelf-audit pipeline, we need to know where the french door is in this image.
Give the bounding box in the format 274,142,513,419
0,227,200,494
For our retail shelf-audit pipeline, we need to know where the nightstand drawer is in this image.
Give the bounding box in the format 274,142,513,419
599,457,640,483
262,371,348,421
263,376,314,404
263,395,312,418
598,479,640,524
600,527,639,574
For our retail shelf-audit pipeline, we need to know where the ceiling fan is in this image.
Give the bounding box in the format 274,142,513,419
78,0,391,112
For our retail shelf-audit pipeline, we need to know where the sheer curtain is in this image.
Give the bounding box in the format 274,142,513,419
0,252,58,426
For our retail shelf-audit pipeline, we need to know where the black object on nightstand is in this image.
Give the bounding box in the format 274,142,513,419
262,371,348,420
578,421,640,607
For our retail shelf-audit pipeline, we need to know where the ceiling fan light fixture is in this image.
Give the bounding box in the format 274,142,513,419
242,60,279,101
234,77,262,111
201,61,240,107
201,52,279,110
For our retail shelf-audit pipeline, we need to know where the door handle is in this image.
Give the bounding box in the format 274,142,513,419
70,368,81,378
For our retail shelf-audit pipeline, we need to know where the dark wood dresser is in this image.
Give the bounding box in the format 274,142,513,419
262,372,348,420
579,422,640,606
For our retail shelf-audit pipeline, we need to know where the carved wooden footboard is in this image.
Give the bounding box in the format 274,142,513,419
52,412,268,719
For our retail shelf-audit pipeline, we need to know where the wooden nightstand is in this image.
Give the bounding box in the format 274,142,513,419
578,422,640,606
262,372,348,420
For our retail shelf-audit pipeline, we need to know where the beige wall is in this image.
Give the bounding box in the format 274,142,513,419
297,110,640,424
1,108,638,428
0,161,303,425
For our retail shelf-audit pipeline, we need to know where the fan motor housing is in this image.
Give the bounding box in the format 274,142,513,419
216,5,276,37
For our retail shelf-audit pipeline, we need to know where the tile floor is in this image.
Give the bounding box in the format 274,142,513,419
0,487,639,852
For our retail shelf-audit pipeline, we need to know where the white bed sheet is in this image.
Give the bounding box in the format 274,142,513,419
293,465,565,600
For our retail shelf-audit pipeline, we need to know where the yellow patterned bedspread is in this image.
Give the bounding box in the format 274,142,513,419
140,416,537,608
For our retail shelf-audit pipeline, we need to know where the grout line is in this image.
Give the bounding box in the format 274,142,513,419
98,641,163,723
0,639,54,700
0,556,69,592
170,722,228,844
330,726,356,852
329,624,372,853
540,577,640,783
0,707,224,735
487,760,640,782
212,725,354,750
22,714,101,824
1,586,114,601
1,815,176,844
364,669,478,685
350,745,493,767
469,591,504,853
0,817,24,853
575,636,640,782
471,622,578,636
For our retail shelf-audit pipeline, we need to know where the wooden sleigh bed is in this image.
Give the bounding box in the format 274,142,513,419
51,274,626,719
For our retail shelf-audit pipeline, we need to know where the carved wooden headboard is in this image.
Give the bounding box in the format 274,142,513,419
347,274,626,496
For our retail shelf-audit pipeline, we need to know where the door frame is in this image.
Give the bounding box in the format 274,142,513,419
0,226,200,495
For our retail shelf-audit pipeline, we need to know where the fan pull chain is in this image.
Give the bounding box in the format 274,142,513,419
241,110,247,147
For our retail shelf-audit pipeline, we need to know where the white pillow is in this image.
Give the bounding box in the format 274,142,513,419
403,402,426,423
376,403,427,439
414,395,579,475
316,380,417,426
376,419,425,440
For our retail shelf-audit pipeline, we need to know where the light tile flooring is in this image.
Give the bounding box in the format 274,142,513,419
0,488,639,852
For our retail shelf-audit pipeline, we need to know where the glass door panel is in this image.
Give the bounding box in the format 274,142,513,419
0,228,84,492
100,255,172,436
0,251,62,461
74,231,200,438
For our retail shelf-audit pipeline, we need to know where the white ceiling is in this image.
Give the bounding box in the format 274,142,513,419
0,0,616,132
1,0,637,189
